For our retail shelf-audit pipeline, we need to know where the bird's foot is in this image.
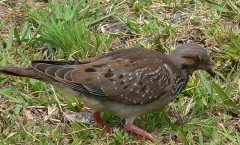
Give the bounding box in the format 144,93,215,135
93,112,112,133
126,123,157,142
103,124,112,134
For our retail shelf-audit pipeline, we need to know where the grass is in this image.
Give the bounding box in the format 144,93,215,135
0,0,239,144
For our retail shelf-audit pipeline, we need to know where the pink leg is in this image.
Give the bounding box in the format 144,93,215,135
126,123,157,142
93,112,112,133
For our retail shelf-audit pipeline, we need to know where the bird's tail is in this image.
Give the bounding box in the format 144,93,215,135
0,67,33,76
0,66,51,81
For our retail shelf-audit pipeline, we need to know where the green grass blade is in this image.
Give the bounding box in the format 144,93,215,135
228,0,240,13
88,8,124,26
6,24,14,49
206,0,230,12
13,27,20,42
212,83,239,112
20,21,30,41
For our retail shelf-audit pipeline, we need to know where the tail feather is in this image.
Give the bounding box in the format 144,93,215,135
0,69,23,76
0,67,33,76
0,66,52,81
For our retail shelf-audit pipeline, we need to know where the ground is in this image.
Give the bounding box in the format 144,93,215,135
0,0,239,144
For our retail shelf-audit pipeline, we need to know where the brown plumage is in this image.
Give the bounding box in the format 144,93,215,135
0,43,215,142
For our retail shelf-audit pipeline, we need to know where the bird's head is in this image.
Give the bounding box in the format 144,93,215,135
171,43,216,77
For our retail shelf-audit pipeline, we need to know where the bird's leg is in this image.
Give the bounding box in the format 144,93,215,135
93,112,112,133
126,123,157,142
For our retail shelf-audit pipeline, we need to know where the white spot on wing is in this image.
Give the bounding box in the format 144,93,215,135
163,63,172,75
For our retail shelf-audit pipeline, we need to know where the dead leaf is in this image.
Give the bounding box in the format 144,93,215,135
23,107,34,120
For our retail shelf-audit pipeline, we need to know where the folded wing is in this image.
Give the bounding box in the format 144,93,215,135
31,49,173,105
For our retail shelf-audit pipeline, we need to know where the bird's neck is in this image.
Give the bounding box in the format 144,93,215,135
168,52,182,70
168,52,190,77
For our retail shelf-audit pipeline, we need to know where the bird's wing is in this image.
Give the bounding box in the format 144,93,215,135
31,49,173,105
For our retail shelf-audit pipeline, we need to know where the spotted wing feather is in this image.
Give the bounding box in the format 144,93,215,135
90,57,172,104
31,49,173,105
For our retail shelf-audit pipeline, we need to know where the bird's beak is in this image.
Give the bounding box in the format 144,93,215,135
205,67,216,78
